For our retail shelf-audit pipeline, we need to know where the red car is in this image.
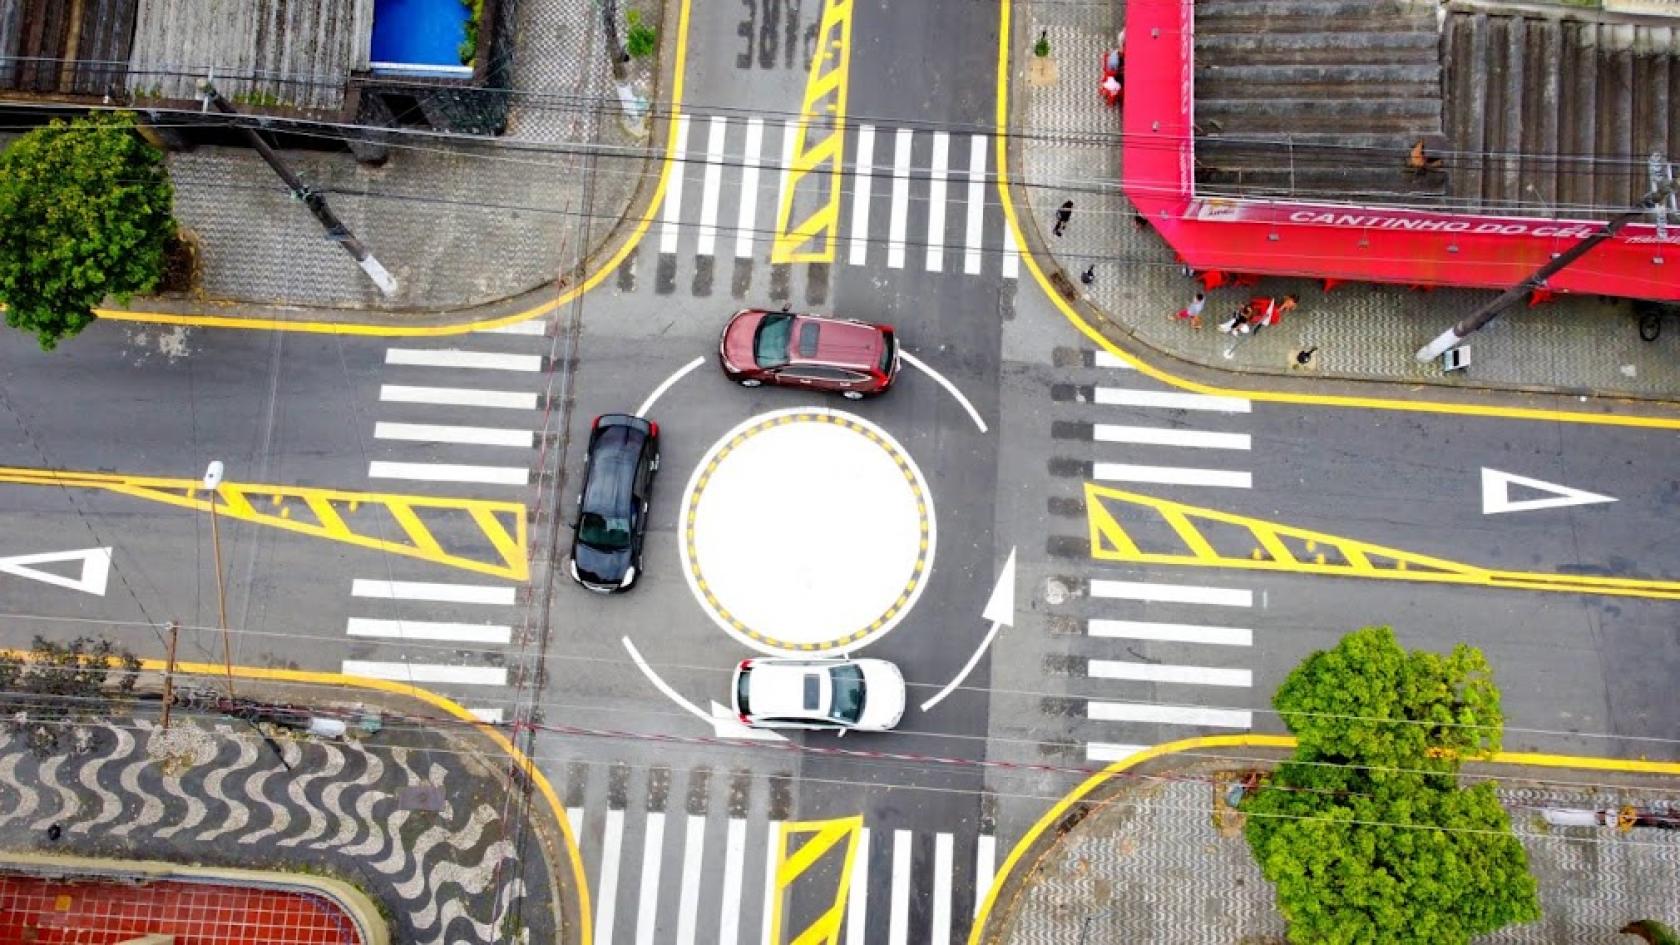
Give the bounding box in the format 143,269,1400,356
718,309,900,400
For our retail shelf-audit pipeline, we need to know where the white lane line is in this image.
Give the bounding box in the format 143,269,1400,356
932,832,953,945
1094,424,1251,450
635,355,705,417
1086,743,1151,763
1089,619,1252,647
675,814,707,945
735,118,765,259
379,385,538,410
1089,659,1253,687
964,134,986,275
902,350,988,433
848,124,876,266
368,461,529,485
974,834,995,919
340,661,507,686
697,115,728,258
924,131,949,272
468,707,504,723
760,822,781,945
1001,221,1019,279
888,829,912,945
846,826,870,945
476,319,547,336
1089,701,1252,728
1094,350,1134,369
719,818,747,945
346,618,512,645
660,115,691,254
1091,579,1252,608
374,422,534,448
623,638,715,729
1093,463,1253,489
887,128,912,269
1095,387,1251,413
596,808,625,945
566,806,583,838
635,810,667,945
773,119,797,256
350,580,516,605
385,348,542,372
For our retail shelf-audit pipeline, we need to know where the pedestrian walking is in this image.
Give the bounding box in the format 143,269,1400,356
1173,291,1206,330
1053,200,1074,237
1080,265,1095,286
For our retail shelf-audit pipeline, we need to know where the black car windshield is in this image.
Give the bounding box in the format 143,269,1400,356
753,314,794,367
577,512,633,550
828,664,866,723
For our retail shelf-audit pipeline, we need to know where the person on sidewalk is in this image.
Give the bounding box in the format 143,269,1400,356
1218,303,1254,335
1174,291,1207,330
1053,200,1074,237
1247,294,1298,334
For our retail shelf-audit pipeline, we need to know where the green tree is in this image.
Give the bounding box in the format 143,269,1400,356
0,111,176,350
0,635,141,755
1242,626,1540,945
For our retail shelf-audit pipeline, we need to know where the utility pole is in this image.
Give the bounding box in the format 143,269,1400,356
600,0,631,81
161,621,179,730
202,461,235,699
197,79,398,297
1416,172,1680,362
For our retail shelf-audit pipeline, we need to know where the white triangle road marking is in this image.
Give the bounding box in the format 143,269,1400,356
0,547,112,595
1481,468,1616,515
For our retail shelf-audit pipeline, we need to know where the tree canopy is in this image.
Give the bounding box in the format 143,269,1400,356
1242,626,1540,945
0,111,176,350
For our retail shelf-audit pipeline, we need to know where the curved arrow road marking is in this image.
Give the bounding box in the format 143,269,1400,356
622,637,786,742
921,548,1016,712
902,351,988,434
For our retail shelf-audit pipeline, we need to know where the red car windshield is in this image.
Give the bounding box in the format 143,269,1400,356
753,314,794,367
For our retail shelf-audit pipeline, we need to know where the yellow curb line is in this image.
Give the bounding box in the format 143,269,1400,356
966,732,1680,944
991,0,1680,430
92,0,695,339
159,658,593,945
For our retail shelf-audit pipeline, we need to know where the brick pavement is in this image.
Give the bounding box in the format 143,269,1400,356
1012,0,1680,400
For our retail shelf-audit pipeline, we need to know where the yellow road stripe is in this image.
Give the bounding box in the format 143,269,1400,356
771,0,854,264
769,816,862,945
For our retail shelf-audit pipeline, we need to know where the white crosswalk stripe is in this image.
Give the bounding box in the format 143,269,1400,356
888,829,912,945
660,116,691,255
697,116,728,258
385,348,542,372
373,421,534,448
1092,462,1253,488
345,618,512,644
925,132,950,272
367,460,529,485
848,124,876,266
340,660,507,686
1089,618,1252,647
964,134,987,275
887,129,913,270
736,118,765,259
1094,386,1252,413
378,384,539,410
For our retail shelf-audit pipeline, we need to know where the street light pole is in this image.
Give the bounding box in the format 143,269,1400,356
202,461,235,699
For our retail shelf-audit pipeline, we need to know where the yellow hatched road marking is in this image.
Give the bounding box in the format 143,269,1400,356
772,0,855,263
1085,481,1680,600
0,465,528,581
768,816,863,945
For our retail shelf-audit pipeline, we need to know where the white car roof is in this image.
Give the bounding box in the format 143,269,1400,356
748,662,832,720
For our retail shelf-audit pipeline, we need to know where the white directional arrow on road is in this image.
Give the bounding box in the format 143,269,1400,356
0,547,111,595
920,547,1016,713
1481,468,1617,515
622,636,787,742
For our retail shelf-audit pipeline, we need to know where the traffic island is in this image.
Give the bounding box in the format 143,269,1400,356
975,739,1680,944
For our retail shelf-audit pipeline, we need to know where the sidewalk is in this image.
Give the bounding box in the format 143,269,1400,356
160,0,659,314
982,748,1680,944
1011,0,1680,401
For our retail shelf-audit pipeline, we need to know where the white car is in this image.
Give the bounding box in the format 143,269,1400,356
731,657,906,732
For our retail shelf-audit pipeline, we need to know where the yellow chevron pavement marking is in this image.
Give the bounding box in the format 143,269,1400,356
771,0,854,264
0,466,527,581
1086,482,1680,600
768,816,863,945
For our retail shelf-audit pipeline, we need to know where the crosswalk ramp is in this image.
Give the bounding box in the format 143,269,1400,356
630,114,1019,300
564,762,996,945
1044,348,1263,762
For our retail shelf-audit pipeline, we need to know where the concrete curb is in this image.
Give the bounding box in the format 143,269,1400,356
0,851,390,945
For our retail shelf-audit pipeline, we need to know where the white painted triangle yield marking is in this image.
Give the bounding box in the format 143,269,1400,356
0,547,112,595
1481,468,1616,515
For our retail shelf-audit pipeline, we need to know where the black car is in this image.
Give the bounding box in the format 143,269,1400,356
568,413,660,592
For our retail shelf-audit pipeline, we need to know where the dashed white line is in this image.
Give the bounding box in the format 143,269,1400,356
350,580,517,606
1089,659,1253,687
932,831,954,945
1089,619,1252,647
368,461,529,485
1090,579,1252,608
887,129,912,269
1088,701,1253,728
660,115,691,255
374,422,534,448
675,814,707,945
379,385,538,410
697,116,728,258
718,818,747,945
974,834,996,919
386,348,542,372
1093,462,1253,489
964,134,987,275
846,826,870,945
735,118,765,259
339,661,507,686
635,810,667,945
1093,424,1251,450
889,829,912,945
1086,743,1151,763
848,124,876,266
595,808,625,945
1094,387,1252,413
346,618,512,645
925,131,949,272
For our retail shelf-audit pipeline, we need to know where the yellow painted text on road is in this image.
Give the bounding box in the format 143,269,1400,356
768,816,863,945
1086,482,1680,601
0,466,528,581
771,0,854,264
